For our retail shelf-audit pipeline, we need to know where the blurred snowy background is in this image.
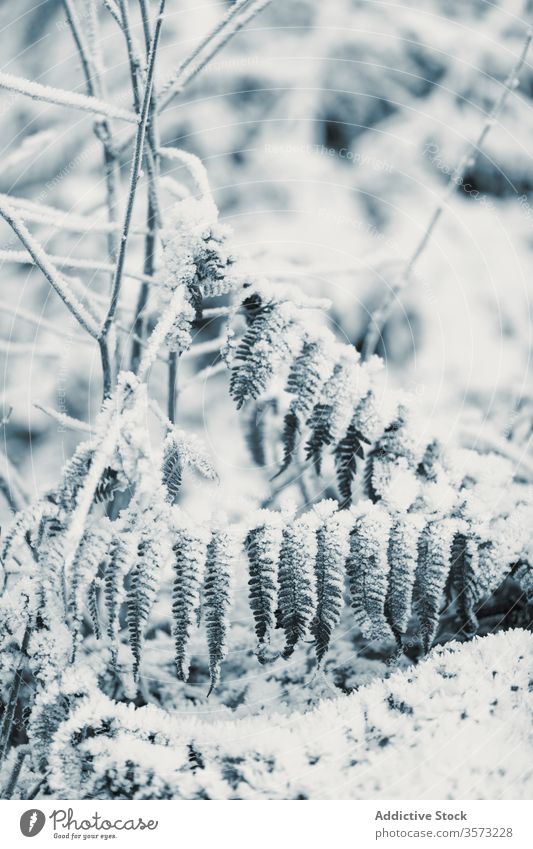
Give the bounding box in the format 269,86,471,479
1,0,532,717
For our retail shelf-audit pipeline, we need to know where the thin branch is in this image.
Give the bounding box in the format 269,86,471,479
116,0,273,155
0,201,100,338
179,359,225,391
103,0,122,27
123,0,161,372
34,403,91,433
0,300,91,344
361,27,533,360
158,0,272,112
100,0,167,398
181,334,227,359
130,0,164,372
63,0,121,277
167,351,177,422
0,248,162,286
0,71,138,123
63,0,100,97
0,452,29,513
159,146,212,198
137,284,186,381
0,193,149,236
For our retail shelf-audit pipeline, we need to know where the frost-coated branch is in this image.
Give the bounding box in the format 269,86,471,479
129,0,164,373
0,451,29,513
0,194,149,236
158,0,273,112
137,284,189,380
0,71,138,123
63,0,100,98
116,0,273,157
100,0,167,397
0,248,161,287
362,27,533,360
63,0,121,266
33,403,92,434
159,147,212,199
0,201,100,339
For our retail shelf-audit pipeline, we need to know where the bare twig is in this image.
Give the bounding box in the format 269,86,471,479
0,300,91,343
0,201,100,339
130,1,163,360
159,146,212,198
63,0,121,274
34,403,92,433
158,0,272,112
130,0,164,372
116,0,273,155
0,193,149,236
167,351,178,422
361,28,533,360
0,452,29,513
0,248,162,286
103,0,122,27
179,359,226,391
100,0,167,397
0,71,137,123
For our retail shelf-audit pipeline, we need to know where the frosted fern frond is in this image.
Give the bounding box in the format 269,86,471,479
305,403,333,474
417,439,442,481
413,518,464,651
104,531,137,645
161,431,218,504
171,513,208,682
363,409,422,508
229,295,295,409
29,694,70,773
244,398,278,467
173,431,218,482
514,561,533,601
161,437,182,504
160,196,243,355
162,196,241,301
87,579,101,641
277,514,318,659
161,287,196,354
345,504,392,640
311,503,349,665
203,530,234,695
305,350,370,476
93,467,121,504
334,422,370,507
286,338,333,416
450,532,480,631
277,410,301,476
71,523,111,637
127,529,162,681
277,338,335,475
1,500,51,566
385,514,425,637
35,511,68,622
244,513,283,661
55,442,93,510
